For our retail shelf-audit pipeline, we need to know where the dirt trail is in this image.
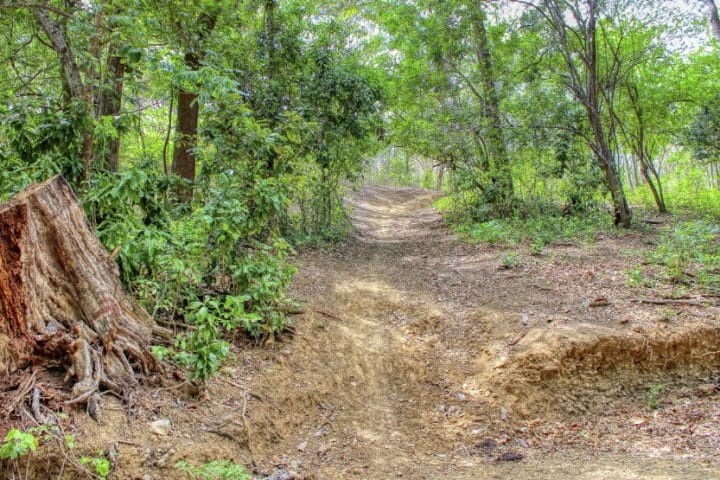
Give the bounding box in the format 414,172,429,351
71,187,719,480
245,187,720,479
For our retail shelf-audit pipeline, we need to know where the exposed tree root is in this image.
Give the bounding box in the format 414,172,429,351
0,176,165,419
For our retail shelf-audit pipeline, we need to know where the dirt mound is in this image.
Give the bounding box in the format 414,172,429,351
472,323,720,418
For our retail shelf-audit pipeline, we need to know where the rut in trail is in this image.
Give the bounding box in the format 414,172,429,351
250,188,458,477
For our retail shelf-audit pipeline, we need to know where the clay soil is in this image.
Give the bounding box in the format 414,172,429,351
7,187,720,479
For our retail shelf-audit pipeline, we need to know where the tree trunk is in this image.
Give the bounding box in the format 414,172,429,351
436,164,445,191
33,7,96,180
708,0,720,43
0,176,161,416
586,0,631,227
170,11,219,201
469,2,514,213
32,9,83,101
171,82,200,199
97,51,126,172
589,119,632,227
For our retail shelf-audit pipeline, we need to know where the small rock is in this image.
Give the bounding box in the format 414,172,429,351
476,438,497,452
500,407,509,421
630,417,646,425
457,393,466,401
156,448,175,468
515,438,529,448
149,419,171,436
521,313,529,326
497,451,524,462
447,405,462,416
697,383,717,396
270,471,304,480
436,404,446,413
297,441,307,452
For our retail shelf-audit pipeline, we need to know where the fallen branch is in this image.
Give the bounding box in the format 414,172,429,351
505,330,527,347
276,305,305,315
3,371,36,417
629,298,713,307
315,310,346,322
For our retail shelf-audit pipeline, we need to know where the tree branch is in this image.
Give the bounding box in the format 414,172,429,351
0,2,74,19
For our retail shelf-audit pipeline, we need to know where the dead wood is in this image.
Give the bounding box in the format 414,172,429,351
629,298,713,307
0,175,162,416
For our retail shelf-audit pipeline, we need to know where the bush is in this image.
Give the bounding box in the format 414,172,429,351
650,220,720,289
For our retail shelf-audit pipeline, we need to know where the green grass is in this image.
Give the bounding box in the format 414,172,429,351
648,220,720,291
436,195,615,249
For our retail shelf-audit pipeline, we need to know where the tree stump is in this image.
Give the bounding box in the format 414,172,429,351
0,175,160,414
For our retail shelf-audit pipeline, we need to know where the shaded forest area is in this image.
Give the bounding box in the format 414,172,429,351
0,0,719,479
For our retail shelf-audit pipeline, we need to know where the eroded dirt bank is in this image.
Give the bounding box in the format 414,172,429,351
72,187,719,479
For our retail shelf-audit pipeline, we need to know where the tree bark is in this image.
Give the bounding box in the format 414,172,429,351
97,51,126,172
623,83,666,213
33,6,96,180
469,2,514,213
0,176,161,415
708,0,720,43
171,80,200,199
541,0,632,227
586,2,631,227
170,11,219,201
32,8,83,100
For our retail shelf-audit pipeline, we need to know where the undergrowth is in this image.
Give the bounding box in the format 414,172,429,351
175,460,251,480
0,425,108,479
435,195,616,251
641,220,720,293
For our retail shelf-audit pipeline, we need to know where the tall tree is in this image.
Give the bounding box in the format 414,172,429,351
169,4,221,200
517,0,632,226
707,0,720,43
31,5,95,178
467,1,514,213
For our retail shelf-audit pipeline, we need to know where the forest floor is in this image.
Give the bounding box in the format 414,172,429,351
68,188,720,478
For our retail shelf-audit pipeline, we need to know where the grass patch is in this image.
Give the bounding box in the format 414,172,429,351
646,220,720,292
435,196,616,249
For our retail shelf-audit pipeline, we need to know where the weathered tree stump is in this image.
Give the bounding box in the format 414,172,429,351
0,175,160,414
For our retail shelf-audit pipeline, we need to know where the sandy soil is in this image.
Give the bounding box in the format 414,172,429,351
6,187,720,479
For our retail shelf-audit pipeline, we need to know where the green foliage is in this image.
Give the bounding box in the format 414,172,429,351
650,221,720,289
441,192,613,249
0,425,115,478
501,252,521,269
627,153,720,218
625,267,645,288
175,460,251,480
647,384,666,410
0,429,37,461
686,94,720,163
174,298,233,380
80,452,111,480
